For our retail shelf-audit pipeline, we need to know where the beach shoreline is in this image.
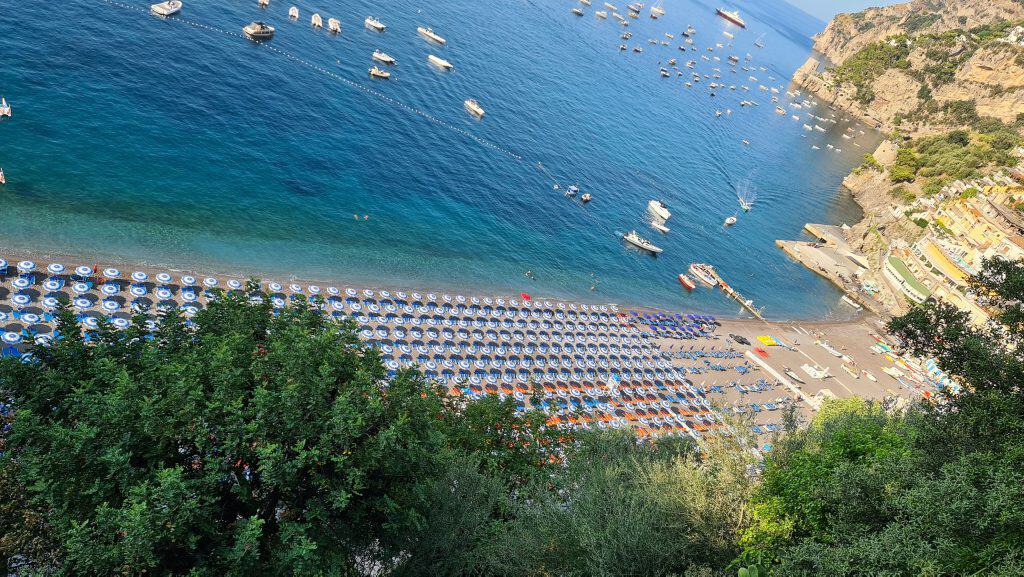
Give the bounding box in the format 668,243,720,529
0,243,874,327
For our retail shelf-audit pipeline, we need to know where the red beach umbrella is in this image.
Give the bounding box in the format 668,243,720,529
520,292,531,301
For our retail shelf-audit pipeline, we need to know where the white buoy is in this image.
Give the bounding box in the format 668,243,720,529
288,6,298,19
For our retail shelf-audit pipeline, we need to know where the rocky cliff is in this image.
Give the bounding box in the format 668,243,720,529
792,0,1024,135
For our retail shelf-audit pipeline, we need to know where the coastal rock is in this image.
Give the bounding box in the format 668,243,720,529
873,140,899,166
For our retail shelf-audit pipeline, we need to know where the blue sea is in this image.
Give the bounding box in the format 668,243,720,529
0,0,878,320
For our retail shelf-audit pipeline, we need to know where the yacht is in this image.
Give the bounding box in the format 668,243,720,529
150,0,182,16
464,98,485,118
724,215,737,226
365,16,386,31
417,27,446,45
311,13,323,28
647,200,671,220
623,230,663,254
688,263,717,286
288,6,298,19
715,8,746,28
243,21,275,40
368,66,391,79
373,50,396,64
427,54,453,70
328,18,341,33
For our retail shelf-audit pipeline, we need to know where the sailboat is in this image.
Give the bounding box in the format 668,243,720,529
754,33,765,48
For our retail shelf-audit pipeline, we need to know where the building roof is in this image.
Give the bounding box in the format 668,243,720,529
888,256,931,297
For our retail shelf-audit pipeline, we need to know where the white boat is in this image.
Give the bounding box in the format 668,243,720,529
580,0,591,5
724,215,737,226
288,6,298,19
150,0,182,16
623,230,663,254
373,50,395,64
311,13,323,28
716,8,746,28
650,221,670,233
604,2,617,9
243,21,275,40
427,54,453,70
775,106,785,115
689,263,717,286
328,18,341,33
800,364,829,380
365,16,386,31
647,200,671,220
368,66,390,79
258,0,269,7
596,10,608,18
464,98,485,117
418,26,446,45
572,7,585,15
0,97,11,118
0,168,5,185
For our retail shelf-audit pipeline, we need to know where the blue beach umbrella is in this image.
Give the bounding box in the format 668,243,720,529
112,318,131,329
12,277,30,289
268,282,283,293
47,263,65,275
0,259,7,271
12,294,31,306
130,285,147,297
227,279,243,290
131,271,149,282
74,297,91,309
156,272,173,284
102,299,120,312
42,296,59,309
43,278,61,291
156,287,173,300
3,332,23,344
181,275,197,287
204,277,218,288
101,284,119,296
17,261,36,273
289,283,302,293
21,312,41,325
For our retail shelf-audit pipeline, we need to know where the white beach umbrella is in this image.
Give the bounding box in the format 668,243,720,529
131,271,149,282
103,267,121,279
75,265,93,277
47,263,65,274
156,272,173,283
203,277,218,288
180,275,196,286
12,277,30,289
43,279,61,292
227,279,243,290
17,261,36,273
2,332,23,344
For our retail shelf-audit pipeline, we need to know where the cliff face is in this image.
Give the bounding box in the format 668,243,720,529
793,0,1024,135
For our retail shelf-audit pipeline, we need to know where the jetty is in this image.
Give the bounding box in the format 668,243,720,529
709,268,765,321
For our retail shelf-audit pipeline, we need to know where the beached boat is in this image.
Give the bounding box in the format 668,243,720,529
418,26,446,44
365,16,386,31
288,6,298,19
150,0,182,16
647,200,671,220
800,363,829,380
311,13,323,28
677,274,696,290
623,230,662,253
368,66,390,79
328,18,341,33
862,370,877,382
783,367,805,384
724,215,737,226
373,50,396,65
716,8,746,28
464,99,485,117
0,97,11,118
689,263,717,286
427,54,453,70
842,364,860,379
243,21,275,40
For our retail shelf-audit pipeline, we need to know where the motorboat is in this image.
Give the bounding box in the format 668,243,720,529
724,215,737,226
604,2,617,9
427,54,453,70
651,220,670,233
572,7,585,15
565,184,579,197
328,18,341,33
464,98,485,117
619,44,627,50
258,0,269,6
0,97,11,118
596,10,608,18
688,263,717,286
368,66,391,79
775,106,785,115
151,0,182,16
677,274,696,290
243,21,275,40
660,68,670,77
311,13,323,28
647,200,670,220
633,46,642,53
288,6,298,19
716,8,746,27
580,0,592,4
418,26,446,44
373,50,396,64
365,16,386,31
581,193,592,203
623,230,662,254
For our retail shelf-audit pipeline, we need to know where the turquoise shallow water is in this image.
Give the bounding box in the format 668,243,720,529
0,0,877,319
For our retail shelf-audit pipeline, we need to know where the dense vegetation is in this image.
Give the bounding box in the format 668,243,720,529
831,37,911,105
3,259,1024,576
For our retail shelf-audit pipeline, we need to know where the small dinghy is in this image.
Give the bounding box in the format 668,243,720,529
369,66,391,79
328,18,341,33
258,0,269,7
311,13,323,28
677,274,695,290
150,0,182,16
288,6,299,19
0,97,11,118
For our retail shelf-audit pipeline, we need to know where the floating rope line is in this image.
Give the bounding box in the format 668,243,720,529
102,0,524,162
